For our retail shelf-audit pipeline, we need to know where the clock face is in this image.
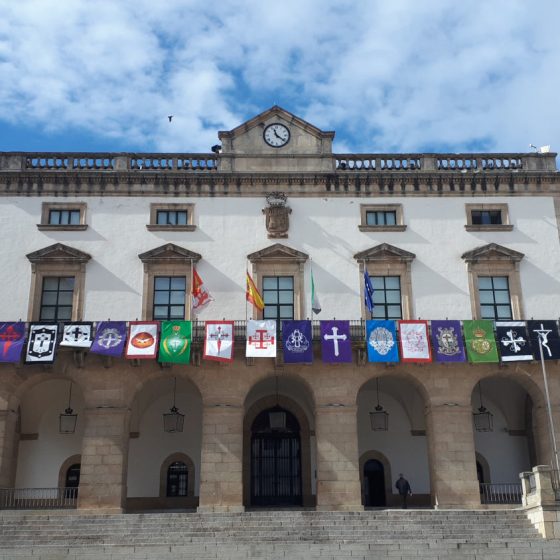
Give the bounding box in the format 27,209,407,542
263,123,290,147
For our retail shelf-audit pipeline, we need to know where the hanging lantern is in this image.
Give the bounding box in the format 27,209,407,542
163,377,185,433
369,378,389,431
473,381,493,432
59,382,78,434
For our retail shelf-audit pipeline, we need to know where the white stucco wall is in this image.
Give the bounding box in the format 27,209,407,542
0,195,559,321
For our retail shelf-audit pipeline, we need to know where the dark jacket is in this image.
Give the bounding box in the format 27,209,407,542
395,477,411,495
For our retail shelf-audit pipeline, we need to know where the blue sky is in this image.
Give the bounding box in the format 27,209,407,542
0,0,558,155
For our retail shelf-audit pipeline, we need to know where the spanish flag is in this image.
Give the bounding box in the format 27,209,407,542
246,272,265,310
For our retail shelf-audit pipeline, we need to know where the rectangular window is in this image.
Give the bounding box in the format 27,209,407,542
366,210,397,226
262,276,294,323
465,204,512,231
153,276,186,320
478,276,512,320
156,210,188,226
471,210,502,225
39,277,75,321
371,276,402,320
48,209,81,225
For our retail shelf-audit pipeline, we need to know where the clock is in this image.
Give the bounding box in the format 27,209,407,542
263,123,290,148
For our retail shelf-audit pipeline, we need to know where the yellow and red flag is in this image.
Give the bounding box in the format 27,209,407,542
246,272,264,310
192,267,213,314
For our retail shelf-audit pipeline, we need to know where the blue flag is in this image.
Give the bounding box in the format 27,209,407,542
366,320,399,362
364,269,375,315
282,320,313,363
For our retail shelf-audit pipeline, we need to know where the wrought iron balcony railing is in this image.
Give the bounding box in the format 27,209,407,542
0,487,78,509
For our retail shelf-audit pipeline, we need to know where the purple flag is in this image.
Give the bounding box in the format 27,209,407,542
0,322,26,363
430,320,466,363
320,320,352,363
90,321,127,357
282,320,313,363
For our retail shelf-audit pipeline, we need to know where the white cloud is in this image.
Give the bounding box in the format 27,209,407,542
0,0,559,153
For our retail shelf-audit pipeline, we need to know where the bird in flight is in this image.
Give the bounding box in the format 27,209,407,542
168,115,173,122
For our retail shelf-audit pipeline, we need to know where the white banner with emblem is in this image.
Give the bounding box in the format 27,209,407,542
246,320,276,358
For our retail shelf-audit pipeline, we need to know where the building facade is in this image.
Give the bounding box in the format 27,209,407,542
0,106,559,512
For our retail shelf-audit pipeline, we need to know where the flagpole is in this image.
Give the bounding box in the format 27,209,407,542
245,266,249,323
189,260,194,320
538,337,560,472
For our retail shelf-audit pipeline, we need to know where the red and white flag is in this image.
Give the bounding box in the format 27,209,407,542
204,321,234,362
246,320,276,358
398,320,432,363
192,267,213,314
126,322,159,359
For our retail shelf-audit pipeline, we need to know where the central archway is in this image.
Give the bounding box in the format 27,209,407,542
250,407,302,507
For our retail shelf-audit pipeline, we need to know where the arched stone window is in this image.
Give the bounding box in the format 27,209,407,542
58,454,81,490
159,453,195,498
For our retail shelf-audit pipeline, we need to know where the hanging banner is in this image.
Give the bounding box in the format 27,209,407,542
90,321,127,357
398,320,432,362
246,320,276,358
25,323,58,364
430,320,466,363
320,320,352,363
463,320,499,363
159,321,191,364
60,323,94,349
0,322,26,363
366,320,399,363
527,320,560,360
126,322,159,359
496,321,533,362
282,320,313,364
204,321,234,362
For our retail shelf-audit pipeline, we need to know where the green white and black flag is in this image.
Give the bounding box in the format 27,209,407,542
311,269,321,314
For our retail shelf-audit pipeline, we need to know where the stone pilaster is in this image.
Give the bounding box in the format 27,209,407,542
315,405,363,511
77,407,129,511
426,404,480,508
0,409,18,487
198,405,244,512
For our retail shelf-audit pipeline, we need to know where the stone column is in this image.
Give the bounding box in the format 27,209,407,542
198,405,244,512
533,403,560,468
426,403,480,508
0,409,18,487
315,405,363,511
77,407,130,511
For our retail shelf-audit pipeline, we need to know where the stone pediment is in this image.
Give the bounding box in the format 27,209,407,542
26,243,91,264
461,243,524,263
247,243,309,264
138,243,201,264
354,243,416,263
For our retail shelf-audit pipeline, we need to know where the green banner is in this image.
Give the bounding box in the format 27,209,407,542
463,320,499,363
158,321,192,364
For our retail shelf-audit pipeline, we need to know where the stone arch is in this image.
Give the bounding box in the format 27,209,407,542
58,454,81,490
359,450,393,507
475,451,491,484
159,452,196,498
243,394,313,507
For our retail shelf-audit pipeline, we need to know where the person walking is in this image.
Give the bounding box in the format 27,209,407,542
395,474,412,509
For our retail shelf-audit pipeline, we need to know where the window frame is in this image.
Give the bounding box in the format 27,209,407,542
359,204,406,232
38,202,88,231
370,275,403,320
477,275,513,320
152,275,187,321
262,275,295,323
147,203,196,231
465,203,513,232
159,453,195,499
39,276,76,321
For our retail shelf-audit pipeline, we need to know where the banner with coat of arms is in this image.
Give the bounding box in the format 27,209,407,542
204,321,234,362
463,320,499,363
398,320,432,362
246,320,276,357
282,320,313,363
25,323,58,364
430,320,466,363
90,321,127,357
159,321,191,364
366,320,399,362
0,322,26,363
125,322,159,359
60,322,94,349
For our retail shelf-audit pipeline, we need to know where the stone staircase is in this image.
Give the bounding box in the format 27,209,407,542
1,509,560,559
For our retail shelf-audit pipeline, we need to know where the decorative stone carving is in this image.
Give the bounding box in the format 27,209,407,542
262,192,292,238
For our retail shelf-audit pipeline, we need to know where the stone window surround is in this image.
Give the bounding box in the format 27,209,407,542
465,203,513,232
359,204,406,232
26,244,91,321
138,244,201,321
247,244,308,320
37,202,88,231
147,203,196,232
462,243,524,320
58,454,81,490
354,244,415,320
159,452,196,498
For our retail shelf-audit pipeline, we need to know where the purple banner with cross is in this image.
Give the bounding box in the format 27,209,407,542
90,321,127,357
320,320,352,363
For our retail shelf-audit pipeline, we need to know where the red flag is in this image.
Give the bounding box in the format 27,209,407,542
246,272,264,310
192,267,213,314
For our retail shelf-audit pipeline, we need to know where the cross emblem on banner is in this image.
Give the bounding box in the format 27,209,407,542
500,329,525,353
209,326,231,354
324,326,347,357
248,329,275,350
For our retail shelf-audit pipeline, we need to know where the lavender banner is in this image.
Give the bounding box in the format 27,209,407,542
320,320,352,363
90,321,127,357
430,320,466,363
0,322,26,363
